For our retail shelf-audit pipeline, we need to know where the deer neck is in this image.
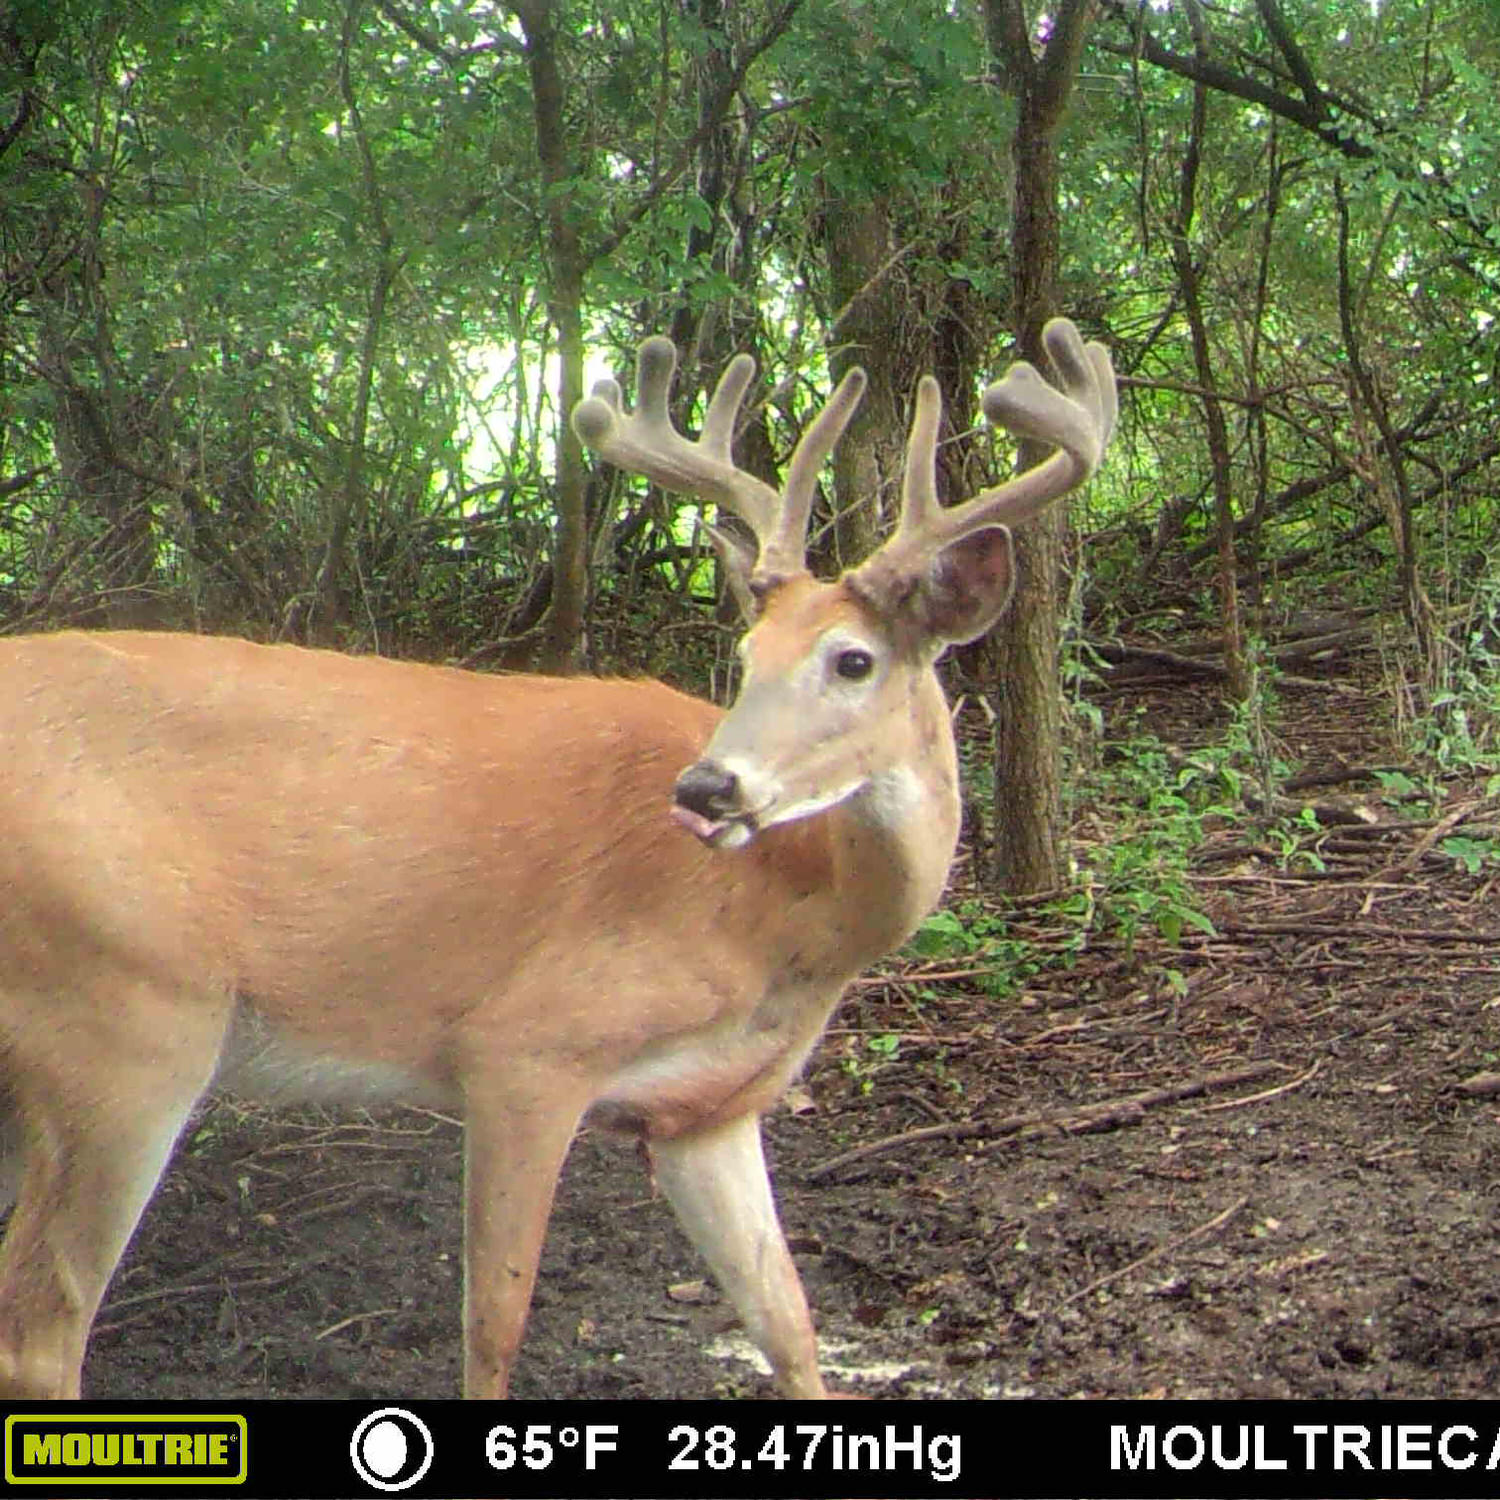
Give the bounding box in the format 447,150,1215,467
805,667,961,976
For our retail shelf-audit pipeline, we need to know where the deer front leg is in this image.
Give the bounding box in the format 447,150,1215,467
650,1112,827,1399
460,1081,588,1398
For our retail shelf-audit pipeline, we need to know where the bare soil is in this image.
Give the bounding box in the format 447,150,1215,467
81,667,1500,1402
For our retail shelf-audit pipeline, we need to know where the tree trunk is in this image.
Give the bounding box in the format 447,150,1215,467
824,193,905,569
982,0,1096,896
515,0,589,674
37,163,160,629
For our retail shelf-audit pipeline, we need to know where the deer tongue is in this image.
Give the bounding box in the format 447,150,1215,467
669,804,725,843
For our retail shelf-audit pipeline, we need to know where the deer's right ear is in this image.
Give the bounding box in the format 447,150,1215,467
915,524,1017,645
706,522,761,620
849,521,1017,650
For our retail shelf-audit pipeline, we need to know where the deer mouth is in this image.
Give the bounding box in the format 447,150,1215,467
671,759,764,849
669,803,758,849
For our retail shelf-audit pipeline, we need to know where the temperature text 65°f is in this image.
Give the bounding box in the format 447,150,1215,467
485,1424,620,1472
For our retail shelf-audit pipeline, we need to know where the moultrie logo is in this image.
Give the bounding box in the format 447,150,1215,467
349,1407,435,1493
3,1414,247,1485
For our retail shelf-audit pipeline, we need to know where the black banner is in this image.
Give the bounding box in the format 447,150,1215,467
3,1401,1500,1498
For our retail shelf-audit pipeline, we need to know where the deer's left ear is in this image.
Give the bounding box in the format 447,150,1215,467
914,524,1016,645
706,521,761,620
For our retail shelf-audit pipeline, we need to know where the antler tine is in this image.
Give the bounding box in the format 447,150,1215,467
893,374,944,541
883,318,1114,557
572,336,781,545
755,366,868,580
965,317,1114,534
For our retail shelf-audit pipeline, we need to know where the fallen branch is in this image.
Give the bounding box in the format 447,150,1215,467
1328,1002,1418,1044
1214,917,1500,944
96,1272,298,1335
1050,1195,1249,1314
1376,793,1500,879
804,1061,1282,1182
1451,1071,1500,1099
1246,791,1380,827
1090,638,1368,694
315,1308,401,1341
1283,763,1404,792
1198,1059,1320,1112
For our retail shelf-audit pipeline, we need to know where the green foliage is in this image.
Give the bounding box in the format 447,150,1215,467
1408,577,1500,774
0,0,1496,694
782,0,991,199
1373,768,1423,802
1263,805,1329,874
908,900,1052,999
906,760,1221,991
916,719,1236,965
1075,725,1227,952
840,1031,902,1097
908,909,974,958
1440,835,1500,876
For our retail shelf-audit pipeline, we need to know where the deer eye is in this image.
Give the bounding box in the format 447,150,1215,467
834,648,874,681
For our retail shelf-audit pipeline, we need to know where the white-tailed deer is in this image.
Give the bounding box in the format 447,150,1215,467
0,319,1113,1399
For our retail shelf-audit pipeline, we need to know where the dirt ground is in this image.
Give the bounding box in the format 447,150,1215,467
81,663,1500,1403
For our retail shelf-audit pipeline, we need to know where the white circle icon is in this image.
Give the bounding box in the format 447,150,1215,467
350,1408,435,1492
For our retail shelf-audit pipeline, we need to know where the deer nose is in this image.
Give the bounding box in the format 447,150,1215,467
674,761,740,820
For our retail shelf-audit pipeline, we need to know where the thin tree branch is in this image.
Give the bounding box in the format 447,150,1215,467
1095,3,1374,159
589,0,805,267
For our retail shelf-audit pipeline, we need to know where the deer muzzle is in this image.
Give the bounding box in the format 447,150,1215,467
671,761,757,848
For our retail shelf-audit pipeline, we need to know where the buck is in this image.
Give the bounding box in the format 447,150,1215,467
0,318,1113,1400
